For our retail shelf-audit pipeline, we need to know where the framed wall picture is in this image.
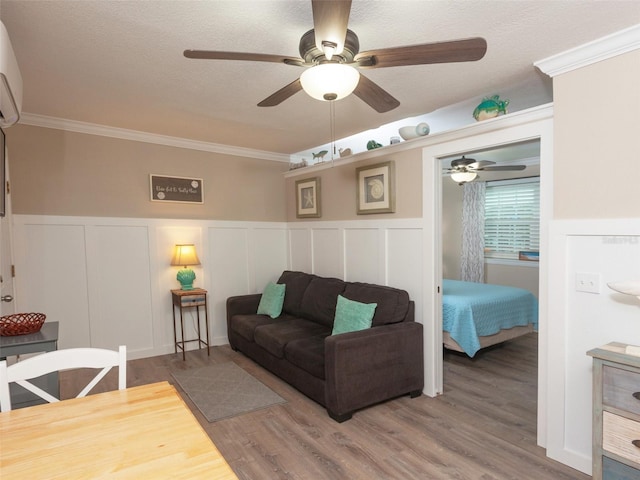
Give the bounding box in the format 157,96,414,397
150,175,204,204
356,161,395,214
295,177,321,218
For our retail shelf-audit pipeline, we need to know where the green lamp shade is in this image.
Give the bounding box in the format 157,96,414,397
171,244,201,290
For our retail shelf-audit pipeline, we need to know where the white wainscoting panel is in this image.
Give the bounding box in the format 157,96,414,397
252,227,289,290
85,225,154,351
12,216,289,359
547,219,640,474
288,228,312,272
312,228,343,278
344,228,381,283
209,227,250,344
386,228,424,313
16,223,92,349
289,219,424,296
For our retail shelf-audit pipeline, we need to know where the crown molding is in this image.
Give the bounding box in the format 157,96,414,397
535,24,640,77
18,113,289,163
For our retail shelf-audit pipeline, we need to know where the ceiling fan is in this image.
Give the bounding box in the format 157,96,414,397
184,0,487,113
445,155,526,184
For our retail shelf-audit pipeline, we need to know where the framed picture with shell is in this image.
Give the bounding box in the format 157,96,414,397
356,161,395,214
295,177,321,218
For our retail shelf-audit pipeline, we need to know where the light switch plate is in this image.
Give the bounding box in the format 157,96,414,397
576,272,601,294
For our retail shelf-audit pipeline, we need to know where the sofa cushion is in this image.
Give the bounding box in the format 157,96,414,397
231,314,280,342
331,295,377,335
342,282,410,326
284,335,326,380
277,271,314,317
300,277,347,327
254,318,330,358
257,282,285,318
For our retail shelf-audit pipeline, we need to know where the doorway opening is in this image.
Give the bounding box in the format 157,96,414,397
420,105,553,448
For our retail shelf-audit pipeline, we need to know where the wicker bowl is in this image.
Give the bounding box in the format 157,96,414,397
0,313,46,336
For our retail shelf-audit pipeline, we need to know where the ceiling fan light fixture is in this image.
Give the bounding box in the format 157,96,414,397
321,40,338,61
450,171,478,183
300,63,360,102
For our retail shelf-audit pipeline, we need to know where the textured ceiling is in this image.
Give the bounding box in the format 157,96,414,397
1,0,639,154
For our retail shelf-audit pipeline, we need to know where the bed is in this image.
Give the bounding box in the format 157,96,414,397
442,279,538,357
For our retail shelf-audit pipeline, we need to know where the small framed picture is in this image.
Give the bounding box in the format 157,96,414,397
356,161,395,214
295,177,321,218
150,174,204,204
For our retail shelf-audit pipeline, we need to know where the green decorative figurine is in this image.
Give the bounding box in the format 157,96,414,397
312,150,328,162
473,95,509,121
366,140,382,150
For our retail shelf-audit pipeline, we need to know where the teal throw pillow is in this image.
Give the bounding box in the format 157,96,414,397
331,295,377,335
257,282,286,318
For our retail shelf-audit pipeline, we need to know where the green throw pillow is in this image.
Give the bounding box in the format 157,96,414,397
257,282,285,318
331,295,377,335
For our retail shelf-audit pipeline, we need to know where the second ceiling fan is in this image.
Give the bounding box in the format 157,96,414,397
445,155,527,184
184,0,487,113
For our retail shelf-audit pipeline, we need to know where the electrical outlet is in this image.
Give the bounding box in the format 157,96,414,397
576,272,601,294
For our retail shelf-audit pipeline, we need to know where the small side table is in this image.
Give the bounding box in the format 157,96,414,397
171,289,210,360
0,321,60,409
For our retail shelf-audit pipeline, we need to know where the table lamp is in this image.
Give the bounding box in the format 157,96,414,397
171,244,200,290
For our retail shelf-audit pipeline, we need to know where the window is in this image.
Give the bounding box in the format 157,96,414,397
484,177,539,260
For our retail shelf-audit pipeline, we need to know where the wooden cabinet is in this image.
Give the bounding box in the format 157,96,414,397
588,343,640,480
0,322,60,409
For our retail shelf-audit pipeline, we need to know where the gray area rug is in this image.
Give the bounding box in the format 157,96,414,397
172,362,286,422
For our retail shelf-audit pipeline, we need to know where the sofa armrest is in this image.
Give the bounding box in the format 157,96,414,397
324,321,424,421
226,294,261,322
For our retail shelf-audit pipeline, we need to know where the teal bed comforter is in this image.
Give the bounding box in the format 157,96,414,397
442,279,538,357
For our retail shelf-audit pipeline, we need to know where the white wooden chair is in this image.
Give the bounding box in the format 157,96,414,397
0,345,126,412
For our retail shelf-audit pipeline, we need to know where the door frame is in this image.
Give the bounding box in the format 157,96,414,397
420,104,554,448
1,130,16,316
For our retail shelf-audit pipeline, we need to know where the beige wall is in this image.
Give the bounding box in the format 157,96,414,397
285,149,422,221
5,124,288,221
554,49,640,219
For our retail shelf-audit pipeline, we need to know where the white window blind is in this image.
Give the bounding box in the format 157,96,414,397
484,178,540,260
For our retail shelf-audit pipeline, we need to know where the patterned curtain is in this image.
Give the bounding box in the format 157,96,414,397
461,181,485,283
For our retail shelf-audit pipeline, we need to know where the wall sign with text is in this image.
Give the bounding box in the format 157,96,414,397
150,175,204,204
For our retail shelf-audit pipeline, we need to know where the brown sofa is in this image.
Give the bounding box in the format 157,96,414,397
226,270,424,422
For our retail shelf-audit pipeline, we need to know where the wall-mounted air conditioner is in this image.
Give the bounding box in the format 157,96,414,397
0,21,23,128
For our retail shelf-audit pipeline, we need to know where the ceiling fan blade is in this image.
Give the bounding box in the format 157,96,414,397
355,37,487,68
353,74,400,113
468,160,495,169
312,0,351,54
479,165,527,171
257,78,303,107
184,50,305,66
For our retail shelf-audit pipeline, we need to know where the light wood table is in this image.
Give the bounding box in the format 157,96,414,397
0,381,238,479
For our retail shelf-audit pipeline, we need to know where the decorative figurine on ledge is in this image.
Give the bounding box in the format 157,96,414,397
398,122,430,140
312,150,328,162
473,95,509,121
366,140,382,150
289,159,308,170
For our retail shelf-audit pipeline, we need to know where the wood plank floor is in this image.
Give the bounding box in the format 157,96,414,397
60,333,590,480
